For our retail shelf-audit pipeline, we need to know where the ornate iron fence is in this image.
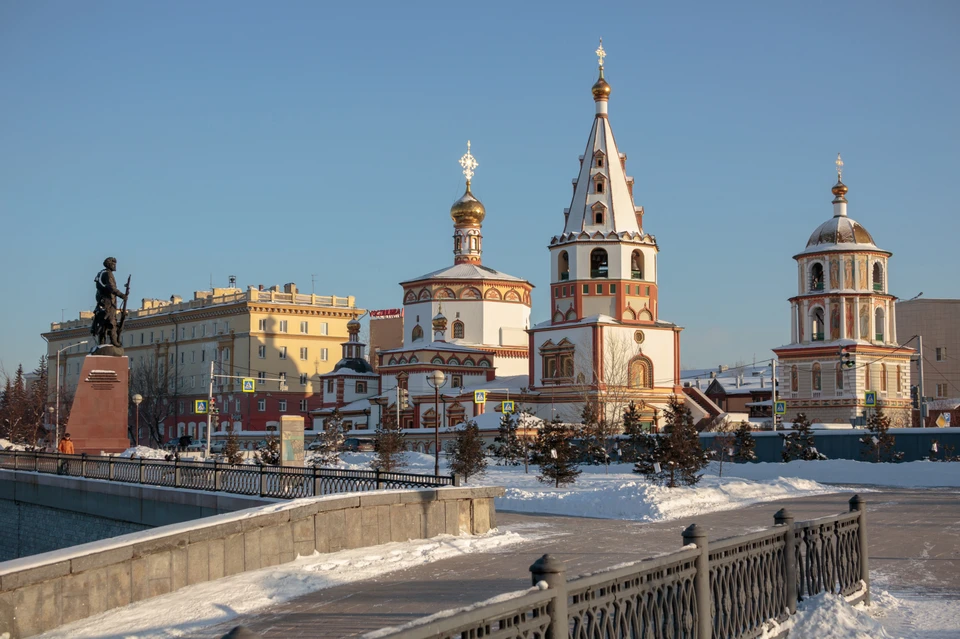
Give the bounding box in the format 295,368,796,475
370,497,870,639
0,450,457,499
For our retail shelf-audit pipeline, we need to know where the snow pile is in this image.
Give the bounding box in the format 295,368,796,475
763,592,895,639
718,459,960,488
118,446,169,459
35,530,529,639
0,439,26,451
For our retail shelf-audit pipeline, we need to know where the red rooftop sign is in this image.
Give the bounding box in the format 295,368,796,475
370,308,404,319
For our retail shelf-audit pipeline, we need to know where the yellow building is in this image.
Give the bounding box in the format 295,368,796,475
43,283,364,443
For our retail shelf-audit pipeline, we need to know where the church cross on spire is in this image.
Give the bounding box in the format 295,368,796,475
596,38,606,69
836,152,844,181
459,140,478,184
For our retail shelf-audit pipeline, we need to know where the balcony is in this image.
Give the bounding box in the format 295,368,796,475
812,332,825,341
873,282,882,292
631,270,643,280
591,269,608,279
560,272,569,281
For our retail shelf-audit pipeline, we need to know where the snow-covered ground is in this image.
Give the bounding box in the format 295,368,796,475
34,530,530,639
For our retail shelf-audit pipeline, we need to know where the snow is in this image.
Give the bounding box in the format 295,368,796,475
118,446,169,459
34,529,529,639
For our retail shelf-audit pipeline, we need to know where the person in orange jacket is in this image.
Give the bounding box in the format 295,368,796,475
58,433,75,455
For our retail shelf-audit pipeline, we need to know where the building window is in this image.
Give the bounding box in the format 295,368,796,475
865,365,872,390
259,319,267,331
326,379,334,393
201,349,205,362
258,371,266,386
180,352,185,364
279,346,287,359
278,400,287,413
300,399,308,412
257,399,266,412
258,345,266,359
321,348,329,361
897,365,903,394
453,320,465,339
590,248,608,278
191,326,196,339
936,348,947,361
223,347,230,361
412,325,424,341
235,399,241,411
190,375,196,388
558,251,569,281
451,374,463,388
583,284,589,295
596,284,603,294
201,325,206,337
140,333,145,345
872,262,883,291
810,262,824,292
279,320,288,333
937,383,948,398
631,250,644,279
880,364,887,392
300,321,309,334
356,381,367,393
300,347,308,360
610,284,616,294
321,322,329,336
300,373,308,385
181,327,186,339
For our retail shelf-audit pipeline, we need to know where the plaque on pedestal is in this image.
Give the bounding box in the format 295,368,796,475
65,355,132,454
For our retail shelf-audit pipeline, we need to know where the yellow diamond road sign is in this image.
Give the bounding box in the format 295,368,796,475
242,378,256,393
474,390,487,404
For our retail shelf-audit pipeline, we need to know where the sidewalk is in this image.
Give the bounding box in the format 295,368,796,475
195,488,960,638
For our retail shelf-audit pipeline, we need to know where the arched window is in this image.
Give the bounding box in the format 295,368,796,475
629,355,654,388
546,358,558,378
411,325,423,341
812,363,822,391
594,174,605,194
835,362,844,390
880,364,887,392
432,356,444,365
470,236,478,250
454,234,462,252
631,250,644,279
810,263,825,291
561,355,574,378
452,320,464,339
558,251,570,281
590,248,608,278
811,307,825,341
872,262,883,292
874,307,885,342
591,203,606,226
791,365,799,392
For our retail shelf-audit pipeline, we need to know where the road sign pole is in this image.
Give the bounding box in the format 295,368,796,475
917,334,927,426
771,358,777,431
205,360,214,459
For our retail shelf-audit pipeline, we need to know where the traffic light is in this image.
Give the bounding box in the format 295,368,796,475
840,346,855,368
911,385,919,409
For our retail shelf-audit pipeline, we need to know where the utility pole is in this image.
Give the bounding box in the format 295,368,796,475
771,358,778,431
205,360,214,458
917,334,927,427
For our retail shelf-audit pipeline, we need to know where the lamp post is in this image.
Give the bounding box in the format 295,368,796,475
426,370,447,476
55,339,89,448
47,407,54,450
132,393,143,447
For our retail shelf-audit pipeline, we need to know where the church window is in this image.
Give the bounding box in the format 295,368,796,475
811,308,825,341
596,182,604,194
812,363,822,391
631,251,644,279
470,236,478,250
356,381,367,394
810,263,825,292
790,365,799,392
897,365,903,393
872,262,883,291
874,307,885,341
561,355,574,378
455,235,462,252
629,355,654,388
412,325,424,341
479,359,490,367
597,157,604,167
453,320,465,339
590,248,608,278
646,286,651,295
558,251,570,281
835,363,844,390
555,287,560,298
327,379,334,393
583,284,589,294
596,284,603,294
545,358,558,378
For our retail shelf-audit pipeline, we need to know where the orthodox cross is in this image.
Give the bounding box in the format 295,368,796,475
459,140,478,183
836,152,844,181
596,38,606,69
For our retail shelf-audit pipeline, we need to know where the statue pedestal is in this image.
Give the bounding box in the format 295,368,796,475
65,355,131,454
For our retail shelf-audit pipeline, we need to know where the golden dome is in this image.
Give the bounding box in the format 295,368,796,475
347,318,361,332
432,310,447,334
592,70,611,101
831,180,848,202
450,182,486,225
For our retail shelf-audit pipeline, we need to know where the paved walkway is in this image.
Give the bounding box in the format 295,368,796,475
195,488,960,638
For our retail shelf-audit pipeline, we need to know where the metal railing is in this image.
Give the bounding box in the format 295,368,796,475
0,451,456,499
372,497,869,639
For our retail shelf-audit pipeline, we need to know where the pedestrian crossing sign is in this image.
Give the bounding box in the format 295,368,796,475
242,378,255,393
474,390,487,404
194,400,209,414
774,401,786,415
864,391,877,407
501,400,515,414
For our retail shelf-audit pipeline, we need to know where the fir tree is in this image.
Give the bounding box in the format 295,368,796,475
490,411,525,466
371,411,406,472
641,396,708,487
255,435,281,465
580,400,611,466
223,428,243,464
781,413,826,462
532,419,581,487
314,408,348,467
621,401,646,463
732,421,757,463
860,407,904,462
448,420,488,481
632,431,662,477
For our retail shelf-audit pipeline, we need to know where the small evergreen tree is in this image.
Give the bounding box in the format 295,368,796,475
255,435,280,465
315,408,348,467
654,396,709,487
732,421,757,463
448,420,487,481
532,419,581,487
632,431,662,477
490,411,525,466
371,410,406,472
781,413,826,462
223,428,243,464
580,400,612,466
621,401,646,463
860,407,903,462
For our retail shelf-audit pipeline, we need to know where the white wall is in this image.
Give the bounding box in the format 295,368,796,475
403,299,530,348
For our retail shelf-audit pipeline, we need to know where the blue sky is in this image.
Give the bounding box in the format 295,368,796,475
2,1,957,374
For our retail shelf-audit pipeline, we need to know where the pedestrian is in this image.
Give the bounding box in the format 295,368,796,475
58,433,75,455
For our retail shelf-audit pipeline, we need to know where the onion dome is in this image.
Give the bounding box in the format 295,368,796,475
592,69,611,101
832,180,848,203
450,183,486,225
347,318,361,333
432,309,447,333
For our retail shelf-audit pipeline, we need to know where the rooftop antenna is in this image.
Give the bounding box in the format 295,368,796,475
209,273,213,290
311,274,318,295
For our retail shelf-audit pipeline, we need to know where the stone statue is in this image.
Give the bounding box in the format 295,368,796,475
91,257,130,353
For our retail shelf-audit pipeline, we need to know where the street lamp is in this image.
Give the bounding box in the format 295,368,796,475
55,339,89,448
426,370,447,476
47,407,54,450
132,393,143,447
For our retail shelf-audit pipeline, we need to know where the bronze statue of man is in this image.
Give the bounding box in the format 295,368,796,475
91,257,128,348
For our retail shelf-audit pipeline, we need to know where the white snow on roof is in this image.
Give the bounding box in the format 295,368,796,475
381,341,490,355
402,263,527,284
680,365,774,395
531,314,678,330
311,398,374,415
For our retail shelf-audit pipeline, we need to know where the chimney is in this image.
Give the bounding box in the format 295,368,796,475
736,375,741,389
258,284,264,291
284,283,297,295
760,374,765,389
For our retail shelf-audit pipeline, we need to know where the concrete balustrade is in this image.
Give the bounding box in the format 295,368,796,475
0,484,503,638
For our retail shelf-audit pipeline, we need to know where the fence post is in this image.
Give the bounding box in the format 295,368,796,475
375,469,382,490
108,456,115,481
139,458,145,484
214,460,221,491
80,453,87,478
775,508,798,614
313,466,321,497
259,465,266,497
174,459,181,488
530,554,567,639
849,494,870,604
682,523,712,639
452,474,461,487
33,451,38,472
